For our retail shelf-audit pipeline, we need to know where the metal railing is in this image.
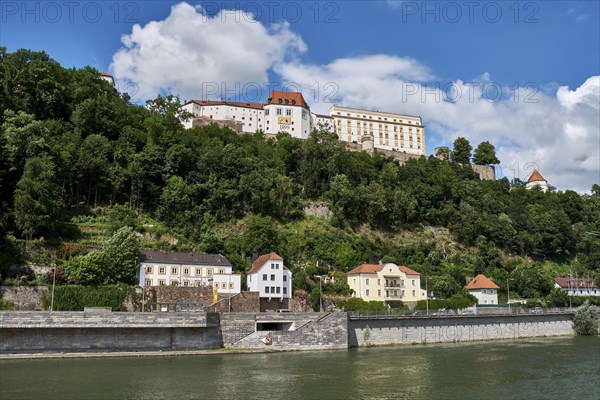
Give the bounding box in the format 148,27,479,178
348,307,577,319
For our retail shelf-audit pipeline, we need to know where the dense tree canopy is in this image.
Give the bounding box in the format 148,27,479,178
1,48,599,301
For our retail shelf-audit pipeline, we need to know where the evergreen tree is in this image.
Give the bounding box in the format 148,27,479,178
450,137,472,164
473,141,500,165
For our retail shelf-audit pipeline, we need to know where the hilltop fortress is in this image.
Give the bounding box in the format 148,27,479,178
181,90,494,180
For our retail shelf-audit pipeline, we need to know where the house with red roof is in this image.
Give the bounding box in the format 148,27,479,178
554,277,600,297
247,252,292,299
466,274,500,305
99,71,115,87
525,169,549,192
346,262,426,307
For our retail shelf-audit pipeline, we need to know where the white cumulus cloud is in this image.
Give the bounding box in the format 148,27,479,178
277,57,599,192
110,2,306,100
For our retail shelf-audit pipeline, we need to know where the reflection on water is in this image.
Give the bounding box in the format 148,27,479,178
1,337,598,400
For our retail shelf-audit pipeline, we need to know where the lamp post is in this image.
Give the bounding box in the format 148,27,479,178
228,273,232,312
507,278,511,314
50,267,57,312
425,277,429,316
317,275,323,312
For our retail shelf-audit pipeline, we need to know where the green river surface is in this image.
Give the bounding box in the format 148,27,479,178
1,337,598,400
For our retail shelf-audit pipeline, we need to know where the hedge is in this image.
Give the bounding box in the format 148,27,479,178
41,285,136,311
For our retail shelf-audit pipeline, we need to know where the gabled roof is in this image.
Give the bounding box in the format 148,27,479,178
399,266,420,275
527,169,547,183
347,264,382,275
99,72,112,77
140,250,231,267
554,277,599,289
187,99,264,110
247,252,287,274
347,263,421,276
466,274,500,290
266,90,309,109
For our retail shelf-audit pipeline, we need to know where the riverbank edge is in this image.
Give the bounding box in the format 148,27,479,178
0,333,577,360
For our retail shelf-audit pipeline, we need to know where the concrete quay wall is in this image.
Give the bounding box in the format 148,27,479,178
348,314,574,347
220,312,348,351
0,311,223,354
0,312,574,354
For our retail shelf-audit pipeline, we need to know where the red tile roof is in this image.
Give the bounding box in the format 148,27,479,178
466,274,500,290
347,264,382,275
266,90,309,109
247,252,286,274
99,72,112,77
347,264,421,275
527,169,547,183
399,266,420,275
554,277,599,289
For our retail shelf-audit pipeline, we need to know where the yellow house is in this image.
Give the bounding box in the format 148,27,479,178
347,263,426,306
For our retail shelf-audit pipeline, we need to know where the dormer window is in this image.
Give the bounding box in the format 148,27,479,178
278,99,282,104
292,100,296,105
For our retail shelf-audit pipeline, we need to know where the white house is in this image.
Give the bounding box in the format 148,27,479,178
139,250,241,295
466,274,499,305
554,277,600,296
99,72,115,87
525,169,549,192
246,252,292,299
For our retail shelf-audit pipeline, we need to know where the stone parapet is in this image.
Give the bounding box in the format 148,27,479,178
348,314,574,347
0,311,219,328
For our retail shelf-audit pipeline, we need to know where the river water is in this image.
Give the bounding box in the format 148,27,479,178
1,337,598,400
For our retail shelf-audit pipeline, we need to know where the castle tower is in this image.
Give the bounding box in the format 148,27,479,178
525,169,548,192
361,134,374,154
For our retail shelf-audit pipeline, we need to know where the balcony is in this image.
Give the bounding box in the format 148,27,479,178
384,282,404,289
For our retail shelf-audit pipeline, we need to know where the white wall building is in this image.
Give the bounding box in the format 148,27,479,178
139,250,241,295
525,169,549,192
263,90,313,139
554,277,600,296
246,252,292,299
181,90,314,139
99,72,115,86
180,99,264,132
466,274,499,305
330,105,425,154
180,91,425,150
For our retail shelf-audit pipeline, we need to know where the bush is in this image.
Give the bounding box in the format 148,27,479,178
0,299,18,310
572,300,599,336
41,285,135,311
338,297,387,312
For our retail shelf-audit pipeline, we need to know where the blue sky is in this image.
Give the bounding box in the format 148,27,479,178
1,1,599,191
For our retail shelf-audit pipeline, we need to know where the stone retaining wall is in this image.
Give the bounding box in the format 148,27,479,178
348,314,573,347
0,286,49,311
